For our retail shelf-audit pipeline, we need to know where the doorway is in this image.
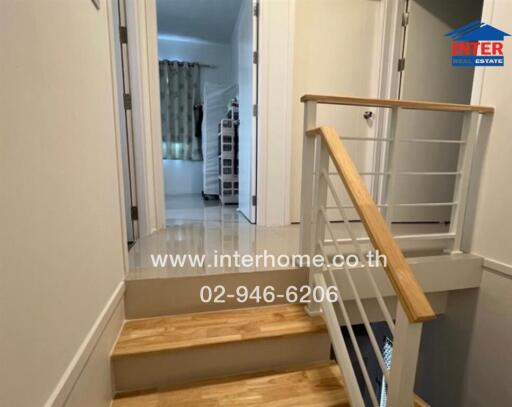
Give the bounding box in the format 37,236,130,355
155,0,258,224
380,0,483,223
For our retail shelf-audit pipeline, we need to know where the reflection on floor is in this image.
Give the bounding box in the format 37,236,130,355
128,216,449,280
166,193,245,224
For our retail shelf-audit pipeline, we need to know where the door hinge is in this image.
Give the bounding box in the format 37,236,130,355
252,104,258,117
398,58,406,72
131,206,138,221
119,26,128,44
253,51,258,65
252,195,257,206
123,93,132,110
253,2,259,17
402,11,409,27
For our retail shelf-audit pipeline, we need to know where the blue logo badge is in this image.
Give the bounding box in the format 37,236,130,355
445,20,510,67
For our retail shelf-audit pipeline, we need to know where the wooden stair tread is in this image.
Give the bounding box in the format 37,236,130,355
112,362,349,407
112,304,326,358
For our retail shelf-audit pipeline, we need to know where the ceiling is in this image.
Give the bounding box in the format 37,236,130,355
156,0,243,44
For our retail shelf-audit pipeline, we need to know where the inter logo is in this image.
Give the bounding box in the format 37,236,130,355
445,20,510,67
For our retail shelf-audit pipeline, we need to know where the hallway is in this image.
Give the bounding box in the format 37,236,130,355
165,193,246,224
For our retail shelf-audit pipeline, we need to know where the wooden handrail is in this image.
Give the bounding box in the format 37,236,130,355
308,126,436,323
301,95,494,114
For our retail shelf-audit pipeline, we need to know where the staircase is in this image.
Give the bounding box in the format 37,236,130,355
111,304,429,406
111,304,343,405
112,95,493,406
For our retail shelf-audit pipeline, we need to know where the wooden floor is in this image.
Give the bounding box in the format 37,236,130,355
112,362,349,407
112,304,326,358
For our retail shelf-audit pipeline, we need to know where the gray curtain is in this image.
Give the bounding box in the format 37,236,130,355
159,60,202,161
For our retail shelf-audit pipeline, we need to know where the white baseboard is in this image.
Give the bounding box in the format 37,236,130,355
44,281,125,407
483,257,512,278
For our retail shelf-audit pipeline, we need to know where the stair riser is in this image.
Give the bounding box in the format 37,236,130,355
113,332,330,393
125,268,308,319
125,255,482,320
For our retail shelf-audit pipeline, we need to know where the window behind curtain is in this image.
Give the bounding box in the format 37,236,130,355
159,60,203,161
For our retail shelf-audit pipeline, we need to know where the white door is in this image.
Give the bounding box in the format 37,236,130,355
291,0,384,222
391,0,482,222
237,0,258,223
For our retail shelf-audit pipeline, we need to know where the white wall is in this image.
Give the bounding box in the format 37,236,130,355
460,1,512,404
290,0,383,222
466,5,512,266
414,288,480,406
414,2,512,404
158,37,234,197
230,16,240,91
0,1,125,406
163,160,203,195
462,268,512,405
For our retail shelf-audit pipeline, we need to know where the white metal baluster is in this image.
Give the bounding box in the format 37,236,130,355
449,111,479,253
314,273,365,407
322,171,395,334
386,303,423,407
299,101,318,258
305,135,329,316
320,249,380,406
318,221,389,378
314,141,330,241
300,101,320,315
383,107,400,224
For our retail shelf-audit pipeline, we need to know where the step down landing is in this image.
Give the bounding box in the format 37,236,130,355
112,304,331,393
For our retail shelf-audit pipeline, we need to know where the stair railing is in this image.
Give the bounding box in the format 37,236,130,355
299,96,493,406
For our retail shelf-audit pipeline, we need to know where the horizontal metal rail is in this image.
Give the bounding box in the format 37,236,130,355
309,126,436,322
340,136,465,144
325,202,457,210
327,171,461,176
321,171,396,333
323,232,456,246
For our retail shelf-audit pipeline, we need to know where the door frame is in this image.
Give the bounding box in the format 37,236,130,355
230,0,260,224
372,0,408,204
124,0,297,227
130,0,264,227
110,0,166,237
105,0,131,274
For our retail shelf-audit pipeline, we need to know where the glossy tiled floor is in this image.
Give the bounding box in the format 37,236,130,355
165,194,246,224
128,194,449,279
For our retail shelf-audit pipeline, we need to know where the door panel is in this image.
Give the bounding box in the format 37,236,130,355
237,0,258,223
392,0,482,222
